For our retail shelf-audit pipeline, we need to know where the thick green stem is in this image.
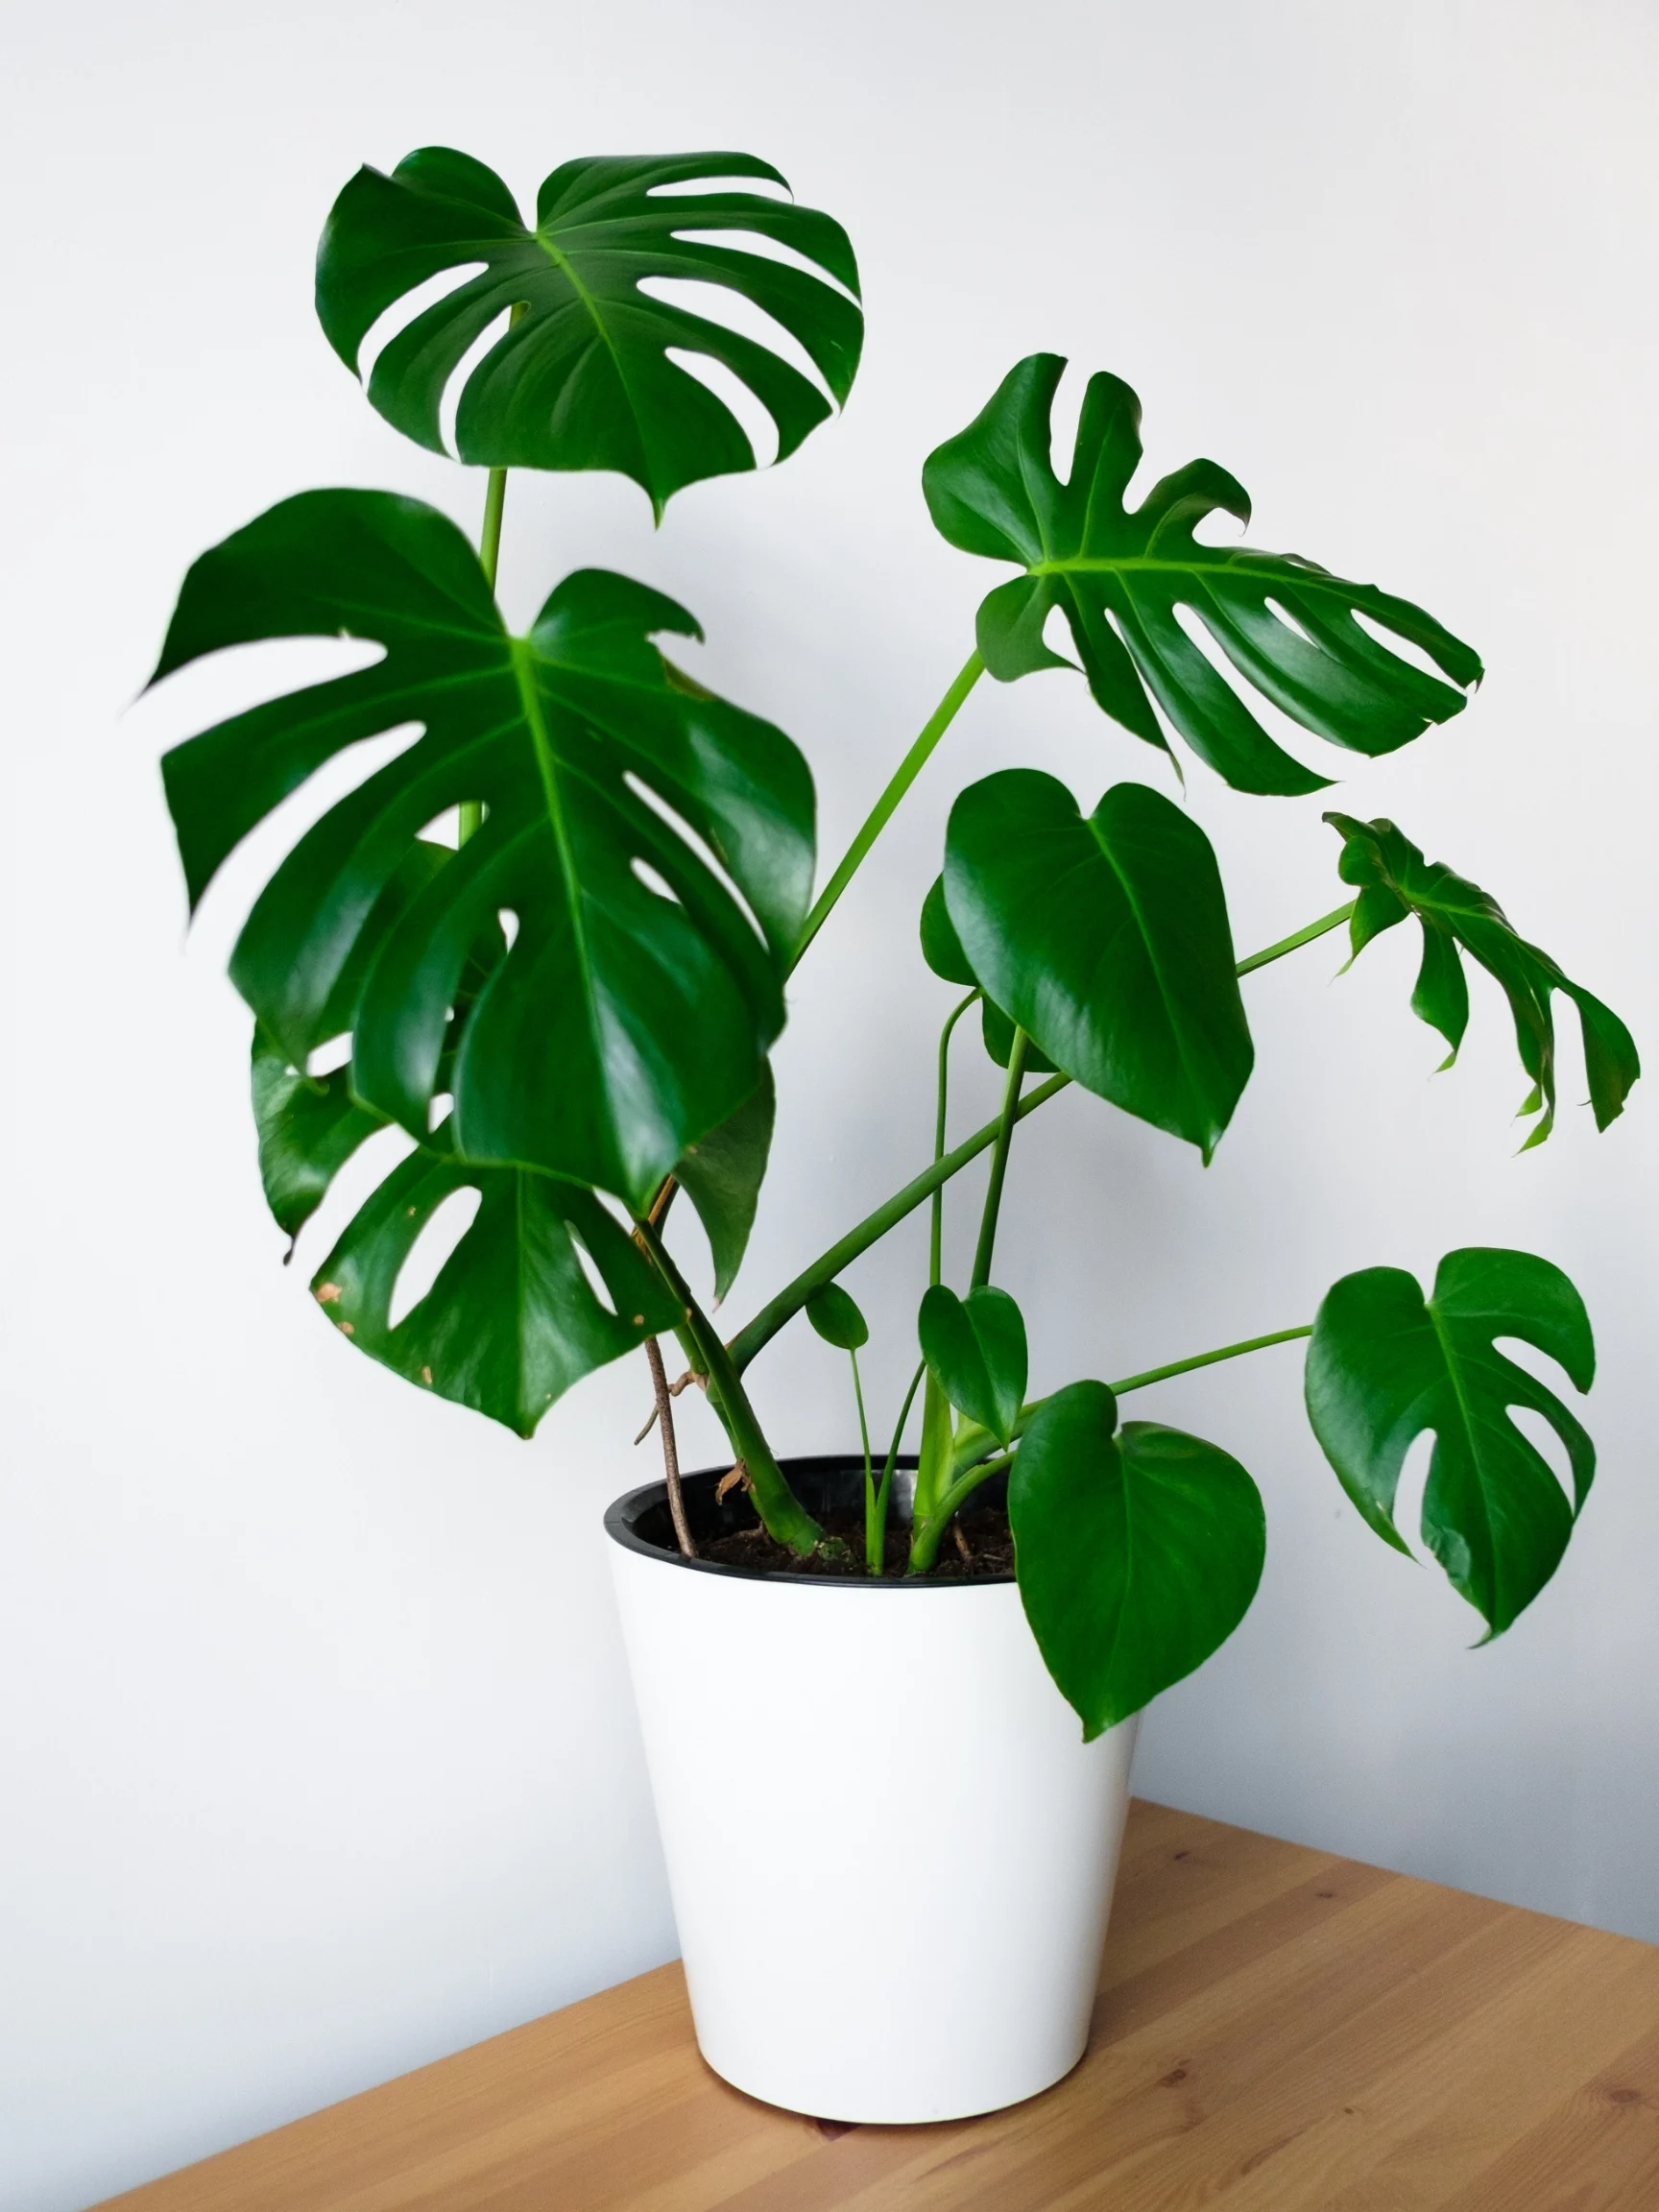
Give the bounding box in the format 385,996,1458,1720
789,653,984,972
869,1359,925,1576
635,1217,825,1556
730,1072,1072,1373
909,1451,1015,1573
932,990,980,1286
971,1027,1029,1290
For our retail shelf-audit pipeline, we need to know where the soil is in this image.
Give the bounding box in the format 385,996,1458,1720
696,1503,1016,1581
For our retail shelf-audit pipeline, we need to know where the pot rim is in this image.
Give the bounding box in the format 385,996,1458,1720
604,1453,1015,1589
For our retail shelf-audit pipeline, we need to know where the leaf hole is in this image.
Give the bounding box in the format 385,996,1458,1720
389,1184,481,1329
306,1034,352,1079
1263,595,1319,650
621,772,769,950
497,906,519,950
565,1221,618,1315
427,1090,453,1136
659,338,780,468
631,856,684,906
1349,608,1453,684
1506,1403,1577,1507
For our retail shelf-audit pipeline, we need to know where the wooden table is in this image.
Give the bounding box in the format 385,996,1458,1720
100,1799,1659,2211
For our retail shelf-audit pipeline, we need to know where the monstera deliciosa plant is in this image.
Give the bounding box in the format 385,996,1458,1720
152,147,1637,1736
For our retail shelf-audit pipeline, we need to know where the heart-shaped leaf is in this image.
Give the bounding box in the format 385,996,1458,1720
918,1283,1027,1445
153,489,814,1209
805,1281,868,1350
317,147,862,515
675,1066,775,1304
923,354,1481,796
1306,1247,1595,1636
1326,814,1639,1146
1010,1383,1265,1737
945,771,1252,1159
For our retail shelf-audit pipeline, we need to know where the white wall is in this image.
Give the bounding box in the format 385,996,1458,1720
3,2,1654,2203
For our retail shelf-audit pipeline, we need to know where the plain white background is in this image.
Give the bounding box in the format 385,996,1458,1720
3,1,1655,2203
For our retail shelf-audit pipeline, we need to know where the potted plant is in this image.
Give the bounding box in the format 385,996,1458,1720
151,145,1638,2126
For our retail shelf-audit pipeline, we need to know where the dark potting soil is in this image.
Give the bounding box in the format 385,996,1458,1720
696,1503,1015,1580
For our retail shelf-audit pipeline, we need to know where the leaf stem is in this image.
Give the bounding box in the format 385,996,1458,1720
869,1359,925,1576
972,1027,1029,1289
635,1216,825,1556
1110,1324,1313,1395
789,652,984,972
909,1451,1015,1573
932,990,981,1286
1234,900,1355,977
729,1071,1072,1372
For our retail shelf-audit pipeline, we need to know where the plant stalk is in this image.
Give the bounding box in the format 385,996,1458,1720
908,1451,1015,1574
789,652,984,972
971,1027,1029,1290
869,1359,925,1576
730,894,1361,1379
644,1335,696,1558
932,990,980,1286
635,1215,825,1556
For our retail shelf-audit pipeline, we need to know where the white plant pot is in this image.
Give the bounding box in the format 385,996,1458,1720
606,1456,1139,2125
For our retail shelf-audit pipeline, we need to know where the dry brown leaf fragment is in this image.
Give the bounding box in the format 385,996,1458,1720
714,1459,750,1505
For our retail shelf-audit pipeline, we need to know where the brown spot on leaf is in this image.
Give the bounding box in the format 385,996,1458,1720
338,1320,354,1336
316,1283,343,1305
421,1366,433,1385
631,1314,644,1327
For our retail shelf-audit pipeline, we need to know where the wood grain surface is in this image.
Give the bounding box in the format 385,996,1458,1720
97,1799,1659,2210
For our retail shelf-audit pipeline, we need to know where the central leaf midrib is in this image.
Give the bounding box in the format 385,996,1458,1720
1085,812,1214,1137
1425,1298,1502,1603
533,228,639,438
508,637,609,1147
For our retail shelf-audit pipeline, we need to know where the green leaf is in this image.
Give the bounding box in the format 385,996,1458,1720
923,354,1481,797
1306,1247,1595,1637
316,147,862,514
918,1283,1027,1446
805,1280,868,1350
920,873,976,987
252,1035,385,1246
675,1065,775,1304
1326,813,1640,1145
978,997,1057,1077
1010,1384,1265,1737
154,489,814,1209
945,771,1253,1159
310,1122,678,1437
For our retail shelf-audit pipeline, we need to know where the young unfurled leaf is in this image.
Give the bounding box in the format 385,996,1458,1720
918,1284,1027,1446
1326,813,1639,1145
316,147,862,515
154,490,814,1209
1010,1383,1265,1737
923,354,1480,796
946,771,1252,1159
805,1281,868,1350
1306,1247,1595,1635
675,1066,776,1304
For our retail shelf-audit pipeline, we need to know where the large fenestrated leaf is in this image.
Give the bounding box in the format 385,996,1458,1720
316,147,862,514
923,354,1481,796
1326,813,1639,1146
944,772,1252,1159
153,489,815,1209
1305,1247,1596,1635
247,840,677,1433
1010,1384,1265,1737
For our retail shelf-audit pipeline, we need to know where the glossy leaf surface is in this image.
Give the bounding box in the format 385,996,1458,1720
317,147,862,513
918,1284,1027,1446
978,997,1057,1077
1327,813,1639,1146
805,1281,868,1350
945,772,1252,1159
1306,1247,1595,1635
155,490,814,1208
921,874,1055,1072
1011,1383,1265,1737
252,1029,676,1435
674,1066,775,1304
924,355,1481,796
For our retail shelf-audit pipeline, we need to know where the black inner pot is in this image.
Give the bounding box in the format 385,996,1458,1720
605,1454,1014,1585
